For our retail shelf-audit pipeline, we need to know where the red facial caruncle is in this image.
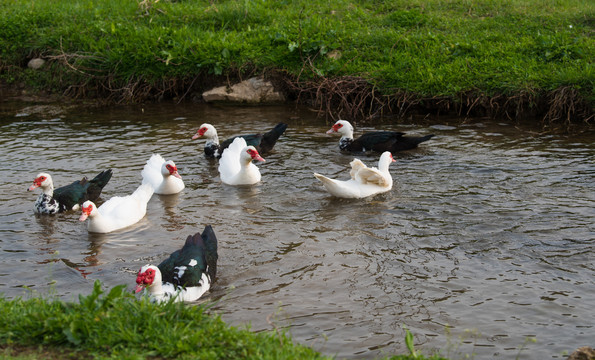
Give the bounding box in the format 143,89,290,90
326,122,343,134
165,163,177,174
247,148,265,162
34,175,47,186
28,175,47,191
82,204,93,216
165,163,182,179
79,203,94,221
135,268,156,293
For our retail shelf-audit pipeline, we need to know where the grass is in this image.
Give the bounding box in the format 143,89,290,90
0,281,448,360
0,281,325,359
0,0,593,122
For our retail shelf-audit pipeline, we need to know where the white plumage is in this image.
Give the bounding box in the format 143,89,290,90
79,183,154,233
136,265,211,303
218,137,265,185
141,154,185,195
314,151,395,198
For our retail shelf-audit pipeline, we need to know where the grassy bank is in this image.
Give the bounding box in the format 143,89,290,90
0,281,446,360
0,0,593,123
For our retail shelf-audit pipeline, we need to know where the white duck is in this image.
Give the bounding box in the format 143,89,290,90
135,225,218,303
313,151,396,198
141,154,185,195
218,137,265,185
79,183,154,233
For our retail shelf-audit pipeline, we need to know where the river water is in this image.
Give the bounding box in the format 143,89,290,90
0,98,593,359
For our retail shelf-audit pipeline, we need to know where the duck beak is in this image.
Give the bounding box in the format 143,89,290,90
173,171,182,179
79,213,88,221
326,128,335,134
27,184,39,191
191,133,200,140
254,155,265,162
135,284,146,293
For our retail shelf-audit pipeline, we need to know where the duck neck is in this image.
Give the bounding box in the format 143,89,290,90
148,282,165,297
378,156,392,173
339,137,353,151
206,133,219,146
41,183,54,196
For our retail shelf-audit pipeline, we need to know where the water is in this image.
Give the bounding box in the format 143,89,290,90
0,99,593,359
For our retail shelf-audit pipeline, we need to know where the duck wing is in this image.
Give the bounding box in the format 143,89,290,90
220,134,264,153
159,225,218,287
354,131,406,152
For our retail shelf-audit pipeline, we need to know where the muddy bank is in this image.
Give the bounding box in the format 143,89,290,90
2,70,593,130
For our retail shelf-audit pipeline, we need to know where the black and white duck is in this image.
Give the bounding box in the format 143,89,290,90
135,225,218,303
27,170,112,214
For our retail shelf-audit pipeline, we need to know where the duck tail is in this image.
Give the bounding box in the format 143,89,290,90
416,134,435,144
86,169,113,200
202,225,218,284
262,122,288,144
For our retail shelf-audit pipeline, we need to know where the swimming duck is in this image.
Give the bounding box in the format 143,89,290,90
141,154,185,195
135,225,218,303
27,170,112,214
218,137,265,185
326,120,434,153
79,183,154,233
314,151,395,198
192,122,287,158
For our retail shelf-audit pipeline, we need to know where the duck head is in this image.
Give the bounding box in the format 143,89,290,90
135,265,162,294
163,160,182,179
192,123,217,140
79,200,98,221
242,146,265,164
28,173,53,192
326,120,354,138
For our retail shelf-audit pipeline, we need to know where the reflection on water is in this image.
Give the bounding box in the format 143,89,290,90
0,102,593,359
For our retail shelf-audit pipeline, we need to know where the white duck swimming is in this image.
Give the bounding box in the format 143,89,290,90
313,151,395,198
79,183,154,233
135,225,218,303
141,154,185,195
218,137,265,185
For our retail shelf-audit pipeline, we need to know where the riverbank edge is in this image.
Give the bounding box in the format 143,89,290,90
3,64,593,129
0,281,447,360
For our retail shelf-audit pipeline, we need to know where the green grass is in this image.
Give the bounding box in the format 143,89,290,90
0,0,592,120
0,281,326,359
0,281,447,360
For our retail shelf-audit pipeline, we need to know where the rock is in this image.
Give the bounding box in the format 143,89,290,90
202,77,285,104
27,58,46,70
567,346,595,360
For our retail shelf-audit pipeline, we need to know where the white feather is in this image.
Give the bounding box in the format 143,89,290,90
81,183,154,233
141,154,185,195
314,152,395,199
218,137,263,185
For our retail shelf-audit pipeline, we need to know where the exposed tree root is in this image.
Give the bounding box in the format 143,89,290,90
2,59,592,128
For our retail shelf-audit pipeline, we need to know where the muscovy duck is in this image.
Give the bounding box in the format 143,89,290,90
192,122,287,158
314,151,395,198
135,225,218,303
141,154,185,195
326,120,434,153
27,170,112,214
78,183,154,233
218,137,265,185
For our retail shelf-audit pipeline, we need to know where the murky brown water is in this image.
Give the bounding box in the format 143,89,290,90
0,99,593,359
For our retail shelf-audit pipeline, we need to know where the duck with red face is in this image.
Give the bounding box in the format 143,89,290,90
141,154,185,195
27,170,112,214
135,225,218,303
